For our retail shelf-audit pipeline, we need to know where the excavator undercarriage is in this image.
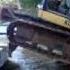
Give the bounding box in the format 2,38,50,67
1,6,70,64
7,12,70,64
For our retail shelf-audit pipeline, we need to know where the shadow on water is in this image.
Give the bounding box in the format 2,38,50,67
0,46,70,70
0,60,20,70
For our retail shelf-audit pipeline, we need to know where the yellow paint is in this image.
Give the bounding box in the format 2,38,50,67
38,10,70,29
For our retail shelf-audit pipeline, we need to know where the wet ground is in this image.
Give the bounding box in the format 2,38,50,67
0,46,70,70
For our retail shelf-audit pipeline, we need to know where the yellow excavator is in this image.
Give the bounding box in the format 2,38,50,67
38,0,70,30
6,0,70,63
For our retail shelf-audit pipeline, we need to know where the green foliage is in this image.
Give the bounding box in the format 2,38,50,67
19,0,42,16
20,0,41,8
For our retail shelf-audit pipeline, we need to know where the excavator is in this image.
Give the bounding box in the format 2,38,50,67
3,0,70,64
38,0,70,30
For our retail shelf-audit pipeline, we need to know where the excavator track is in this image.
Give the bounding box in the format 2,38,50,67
14,11,70,37
6,10,70,64
2,7,70,36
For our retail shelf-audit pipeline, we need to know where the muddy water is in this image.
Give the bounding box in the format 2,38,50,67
1,46,69,70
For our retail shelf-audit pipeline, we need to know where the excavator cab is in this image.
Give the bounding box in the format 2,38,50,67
37,0,70,30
